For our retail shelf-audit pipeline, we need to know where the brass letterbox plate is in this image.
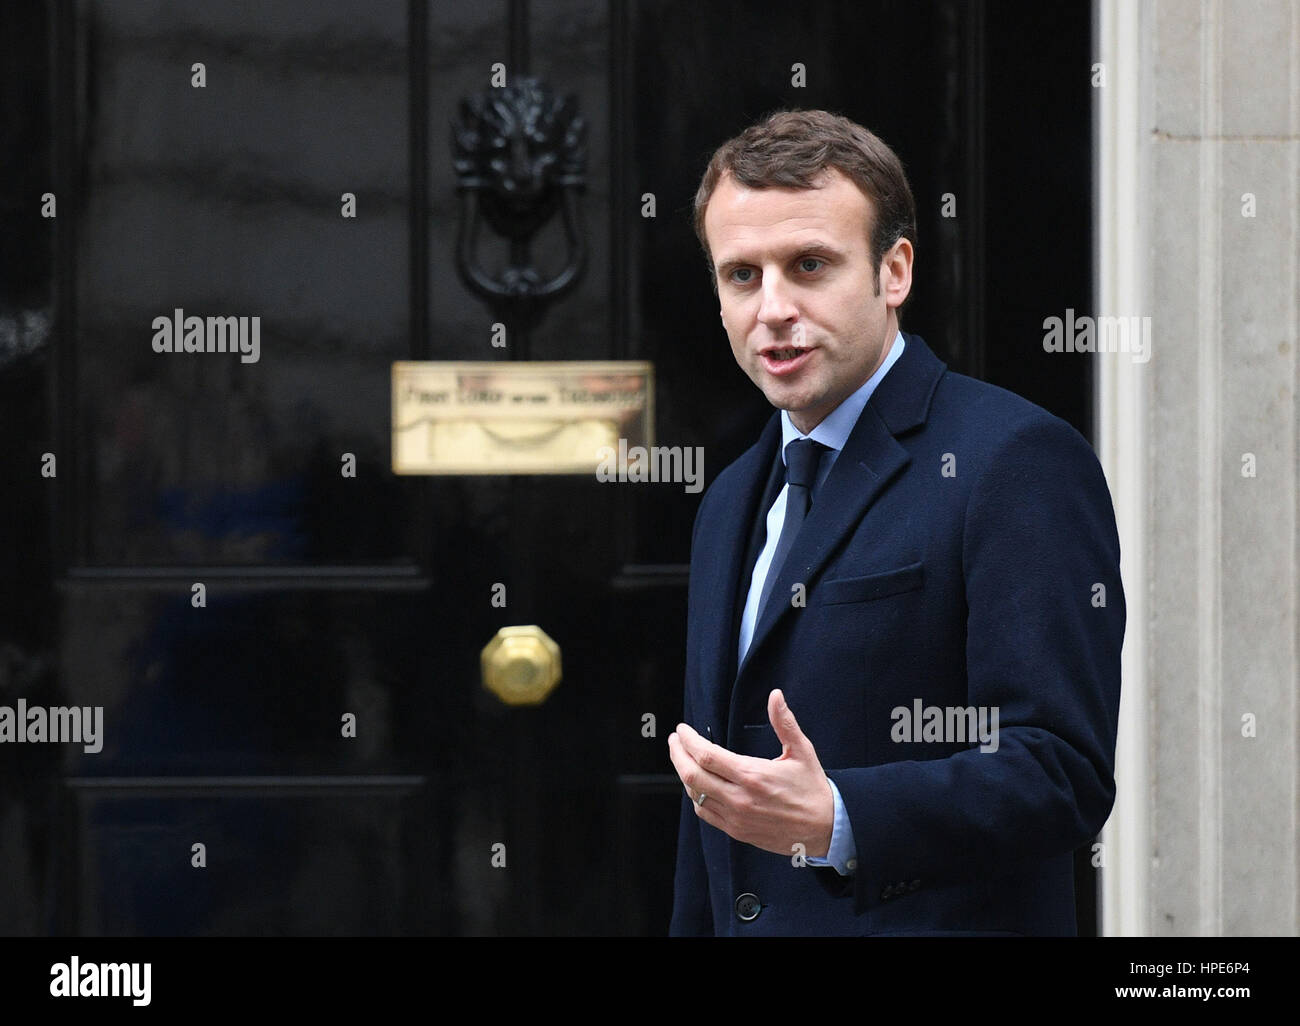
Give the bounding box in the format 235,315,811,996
392,361,653,475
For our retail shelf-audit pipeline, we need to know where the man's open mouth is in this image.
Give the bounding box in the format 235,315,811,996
760,347,813,375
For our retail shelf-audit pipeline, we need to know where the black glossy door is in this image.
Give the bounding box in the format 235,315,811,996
1,0,1094,935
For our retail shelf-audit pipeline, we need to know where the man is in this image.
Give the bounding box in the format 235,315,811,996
667,109,1124,936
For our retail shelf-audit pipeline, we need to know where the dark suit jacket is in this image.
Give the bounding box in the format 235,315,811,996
670,333,1124,936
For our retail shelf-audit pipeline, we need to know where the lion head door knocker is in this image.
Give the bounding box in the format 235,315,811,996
452,77,587,341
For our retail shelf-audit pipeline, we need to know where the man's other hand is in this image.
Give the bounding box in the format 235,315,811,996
668,689,835,858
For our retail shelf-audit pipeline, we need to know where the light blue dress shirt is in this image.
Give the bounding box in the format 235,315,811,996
735,331,905,876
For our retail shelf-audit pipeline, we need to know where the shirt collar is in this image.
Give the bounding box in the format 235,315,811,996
780,330,906,456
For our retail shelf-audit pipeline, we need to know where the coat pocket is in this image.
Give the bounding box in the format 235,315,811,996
815,561,924,604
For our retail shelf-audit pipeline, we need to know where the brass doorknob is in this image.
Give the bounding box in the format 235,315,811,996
481,625,562,706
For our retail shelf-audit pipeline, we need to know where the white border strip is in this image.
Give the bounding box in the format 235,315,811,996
1194,0,1224,937
1096,0,1151,937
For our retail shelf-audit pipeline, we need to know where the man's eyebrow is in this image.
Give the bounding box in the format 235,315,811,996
713,240,847,276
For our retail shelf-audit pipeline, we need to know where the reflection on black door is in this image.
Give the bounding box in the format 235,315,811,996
1,0,1095,935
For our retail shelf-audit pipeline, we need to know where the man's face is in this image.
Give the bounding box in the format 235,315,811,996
704,168,910,434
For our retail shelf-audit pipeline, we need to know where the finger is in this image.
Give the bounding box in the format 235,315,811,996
668,732,743,811
673,723,747,785
767,689,809,757
666,732,695,787
691,794,731,833
668,731,718,798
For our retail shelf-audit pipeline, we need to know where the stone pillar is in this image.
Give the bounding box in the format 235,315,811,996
1097,0,1299,935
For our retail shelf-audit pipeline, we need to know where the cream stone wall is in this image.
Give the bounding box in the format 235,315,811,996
1098,0,1299,936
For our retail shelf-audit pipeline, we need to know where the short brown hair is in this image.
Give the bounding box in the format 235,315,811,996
693,109,917,293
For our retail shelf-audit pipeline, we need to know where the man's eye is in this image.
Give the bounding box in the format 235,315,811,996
729,268,755,284
798,258,824,273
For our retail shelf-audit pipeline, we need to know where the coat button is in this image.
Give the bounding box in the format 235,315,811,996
734,892,761,922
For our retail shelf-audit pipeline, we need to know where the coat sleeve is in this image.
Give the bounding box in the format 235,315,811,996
829,414,1125,915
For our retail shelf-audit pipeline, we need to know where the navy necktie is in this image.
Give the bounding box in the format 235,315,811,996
757,437,827,618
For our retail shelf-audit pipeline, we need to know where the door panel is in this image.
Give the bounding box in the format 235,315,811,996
70,0,417,569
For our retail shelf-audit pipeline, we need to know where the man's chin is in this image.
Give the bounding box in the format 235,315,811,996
748,372,828,424
758,380,813,409
769,397,832,433
766,394,807,414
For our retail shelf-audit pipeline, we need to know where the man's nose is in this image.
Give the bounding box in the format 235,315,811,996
756,274,798,327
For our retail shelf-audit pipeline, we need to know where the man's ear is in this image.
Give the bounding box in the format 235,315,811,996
882,237,914,310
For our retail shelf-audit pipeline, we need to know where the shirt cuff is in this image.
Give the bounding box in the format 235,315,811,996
803,777,858,876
